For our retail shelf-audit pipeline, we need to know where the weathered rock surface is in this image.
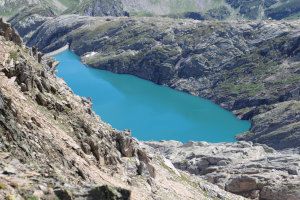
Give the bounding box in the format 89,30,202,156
0,20,246,200
0,18,23,46
2,0,300,20
10,14,300,151
71,0,127,17
7,5,56,41
0,152,131,200
0,0,72,18
142,140,300,200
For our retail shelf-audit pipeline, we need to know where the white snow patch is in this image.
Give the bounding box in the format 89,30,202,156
163,156,181,177
85,52,97,58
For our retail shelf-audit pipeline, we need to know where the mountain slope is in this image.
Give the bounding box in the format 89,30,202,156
1,18,248,200
10,13,300,151
124,0,300,20
2,0,300,20
0,0,78,18
68,0,127,17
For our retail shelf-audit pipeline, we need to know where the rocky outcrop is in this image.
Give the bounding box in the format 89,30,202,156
0,0,69,18
142,140,300,200
236,100,300,150
11,14,300,151
71,0,128,17
0,18,23,46
0,152,131,200
7,5,57,41
0,20,247,200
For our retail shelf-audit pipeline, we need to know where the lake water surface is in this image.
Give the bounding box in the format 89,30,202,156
55,50,250,143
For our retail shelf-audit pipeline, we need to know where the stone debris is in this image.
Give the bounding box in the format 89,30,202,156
143,140,300,200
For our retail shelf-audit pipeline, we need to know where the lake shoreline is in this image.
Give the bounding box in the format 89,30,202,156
55,50,250,143
44,44,69,57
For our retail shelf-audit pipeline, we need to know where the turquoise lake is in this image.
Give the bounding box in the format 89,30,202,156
55,50,251,143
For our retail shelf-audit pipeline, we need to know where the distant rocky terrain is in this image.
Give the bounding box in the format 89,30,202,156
69,0,128,17
0,0,78,18
9,12,300,151
1,0,300,20
121,0,300,20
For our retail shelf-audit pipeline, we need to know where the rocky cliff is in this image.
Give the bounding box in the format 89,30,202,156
0,19,249,200
10,13,300,151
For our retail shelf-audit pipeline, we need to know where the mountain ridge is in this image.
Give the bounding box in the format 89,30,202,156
1,0,300,20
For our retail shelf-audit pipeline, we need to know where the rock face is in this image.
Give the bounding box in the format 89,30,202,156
71,0,127,17
0,20,247,200
0,18,23,46
7,5,56,40
236,100,300,150
142,140,300,200
0,152,131,200
11,14,300,151
0,0,73,18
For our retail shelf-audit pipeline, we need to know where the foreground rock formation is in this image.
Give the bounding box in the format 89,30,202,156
9,12,300,151
143,140,300,200
0,19,248,200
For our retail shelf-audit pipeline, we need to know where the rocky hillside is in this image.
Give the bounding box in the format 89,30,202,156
56,0,300,20
68,0,128,17
10,13,300,151
0,18,250,200
0,0,79,18
2,0,300,20
121,0,300,20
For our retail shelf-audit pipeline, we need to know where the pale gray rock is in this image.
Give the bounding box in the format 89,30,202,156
143,140,300,199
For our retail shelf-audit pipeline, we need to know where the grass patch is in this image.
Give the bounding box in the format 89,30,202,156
0,183,7,189
27,196,39,200
9,50,19,61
